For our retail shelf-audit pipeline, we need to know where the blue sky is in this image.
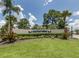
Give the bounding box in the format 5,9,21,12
0,0,79,26
14,0,79,25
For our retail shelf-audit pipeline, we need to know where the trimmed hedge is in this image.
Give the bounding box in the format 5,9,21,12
16,32,64,39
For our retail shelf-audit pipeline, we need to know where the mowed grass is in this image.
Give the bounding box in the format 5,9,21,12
0,38,79,58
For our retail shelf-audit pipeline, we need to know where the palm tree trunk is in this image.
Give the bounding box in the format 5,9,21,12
64,17,66,28
8,10,13,42
63,17,68,39
8,16,11,42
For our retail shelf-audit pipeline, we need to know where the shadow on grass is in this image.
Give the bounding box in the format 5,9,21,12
0,38,35,45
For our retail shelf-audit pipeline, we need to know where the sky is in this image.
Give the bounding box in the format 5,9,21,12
0,0,79,29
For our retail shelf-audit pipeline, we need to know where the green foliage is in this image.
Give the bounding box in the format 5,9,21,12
16,31,64,39
43,9,72,39
32,24,39,29
0,0,20,42
4,0,13,7
43,13,49,29
62,10,72,28
43,9,72,29
0,22,17,42
5,15,17,23
75,30,79,34
3,9,9,16
0,25,7,41
17,18,29,29
48,24,57,29
12,6,20,14
32,24,45,29
57,19,65,29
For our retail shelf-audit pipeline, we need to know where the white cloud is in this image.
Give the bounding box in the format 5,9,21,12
44,0,53,6
0,4,25,28
14,5,24,11
66,17,69,22
14,12,25,22
68,19,79,30
68,11,79,30
19,12,24,19
68,22,75,26
0,9,2,14
28,13,37,28
0,0,1,2
0,6,5,14
74,19,79,24
14,6,37,28
0,20,6,28
73,11,79,16
68,19,73,22
0,0,5,13
14,5,24,22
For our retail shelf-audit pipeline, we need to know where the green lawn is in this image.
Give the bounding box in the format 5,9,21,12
0,38,79,58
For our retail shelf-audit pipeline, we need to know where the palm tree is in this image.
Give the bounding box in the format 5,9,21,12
62,10,72,39
62,10,72,27
0,0,20,42
5,15,17,31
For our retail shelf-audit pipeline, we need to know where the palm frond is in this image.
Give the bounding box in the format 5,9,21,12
4,0,12,7
2,9,9,16
5,15,17,23
12,6,20,14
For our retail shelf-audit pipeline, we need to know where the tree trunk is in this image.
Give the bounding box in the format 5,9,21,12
8,11,14,42
63,17,68,39
46,24,48,29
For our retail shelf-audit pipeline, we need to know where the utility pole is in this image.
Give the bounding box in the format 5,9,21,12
71,26,73,38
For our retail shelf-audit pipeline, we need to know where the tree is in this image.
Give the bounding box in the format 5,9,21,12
32,24,39,29
48,10,56,24
6,15,17,28
57,19,64,29
75,29,79,34
0,22,8,41
43,13,49,29
17,18,29,29
62,10,72,28
48,24,57,29
43,9,62,29
0,0,20,42
43,9,72,39
48,9,61,25
43,9,72,29
62,10,72,39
